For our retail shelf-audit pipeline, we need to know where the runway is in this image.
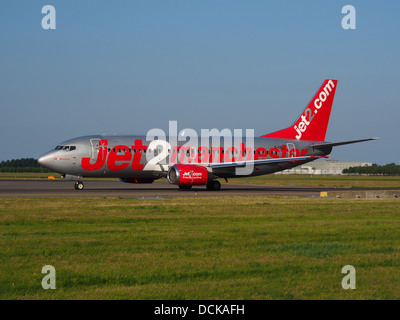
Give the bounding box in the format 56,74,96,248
1,179,399,199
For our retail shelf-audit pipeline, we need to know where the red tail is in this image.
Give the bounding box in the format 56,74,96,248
262,79,338,141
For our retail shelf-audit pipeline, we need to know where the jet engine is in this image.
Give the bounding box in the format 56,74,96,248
167,164,211,186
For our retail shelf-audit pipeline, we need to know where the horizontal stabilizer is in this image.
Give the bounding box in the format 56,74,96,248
310,138,379,149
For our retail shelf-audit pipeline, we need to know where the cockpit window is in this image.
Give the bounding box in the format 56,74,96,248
55,145,76,151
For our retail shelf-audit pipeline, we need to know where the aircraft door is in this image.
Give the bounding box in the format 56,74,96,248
90,139,101,161
287,143,296,157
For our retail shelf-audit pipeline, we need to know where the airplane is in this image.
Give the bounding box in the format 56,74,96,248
38,79,377,191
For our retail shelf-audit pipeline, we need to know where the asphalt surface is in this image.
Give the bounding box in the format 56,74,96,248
0,179,394,198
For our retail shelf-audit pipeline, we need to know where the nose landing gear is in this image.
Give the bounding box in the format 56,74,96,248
74,181,84,190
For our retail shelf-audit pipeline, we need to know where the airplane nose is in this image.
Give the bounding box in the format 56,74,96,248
37,152,53,169
37,155,44,166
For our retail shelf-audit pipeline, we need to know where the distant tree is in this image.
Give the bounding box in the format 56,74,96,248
0,158,51,172
343,163,400,176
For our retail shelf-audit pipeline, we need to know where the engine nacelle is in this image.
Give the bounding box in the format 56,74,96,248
167,164,211,186
119,178,155,184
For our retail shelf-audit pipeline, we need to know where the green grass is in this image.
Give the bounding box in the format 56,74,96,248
0,197,399,299
0,172,58,179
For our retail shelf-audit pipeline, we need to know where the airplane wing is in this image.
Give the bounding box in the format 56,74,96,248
205,155,325,177
208,155,323,169
205,138,379,173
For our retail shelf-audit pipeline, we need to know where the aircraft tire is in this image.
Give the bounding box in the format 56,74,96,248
206,180,221,191
178,185,192,190
75,182,84,190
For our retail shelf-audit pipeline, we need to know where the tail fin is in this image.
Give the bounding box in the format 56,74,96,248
262,79,338,141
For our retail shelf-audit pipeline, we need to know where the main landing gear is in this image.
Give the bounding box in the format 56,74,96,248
74,181,84,190
178,180,221,191
206,180,221,191
178,185,192,190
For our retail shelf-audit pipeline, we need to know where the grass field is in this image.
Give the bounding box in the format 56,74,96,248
0,196,399,300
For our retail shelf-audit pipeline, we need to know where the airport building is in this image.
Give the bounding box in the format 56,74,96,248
275,160,372,175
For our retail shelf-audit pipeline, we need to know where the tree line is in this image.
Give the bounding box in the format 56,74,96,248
343,163,400,176
0,158,51,173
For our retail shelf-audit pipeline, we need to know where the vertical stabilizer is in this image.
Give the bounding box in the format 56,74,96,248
262,79,338,141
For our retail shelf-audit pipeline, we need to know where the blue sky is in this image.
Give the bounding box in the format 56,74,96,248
0,1,399,164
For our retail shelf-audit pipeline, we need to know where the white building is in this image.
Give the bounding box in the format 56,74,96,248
275,160,372,175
